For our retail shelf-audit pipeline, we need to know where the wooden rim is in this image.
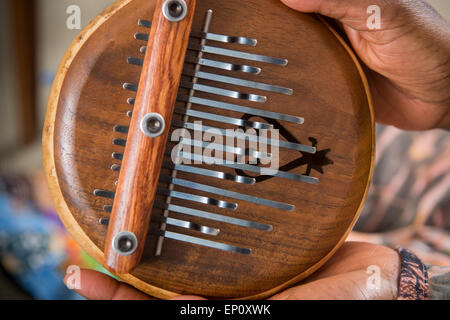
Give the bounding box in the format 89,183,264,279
42,0,374,300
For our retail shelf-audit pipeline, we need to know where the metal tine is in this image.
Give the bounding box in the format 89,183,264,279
128,56,262,75
179,81,267,103
114,125,129,134
123,83,137,92
127,57,144,66
176,138,271,159
125,90,277,130
134,32,149,41
93,189,115,199
113,138,127,147
138,19,152,28
138,38,287,66
178,95,304,125
188,43,288,66
110,161,255,185
138,19,257,47
190,31,257,46
99,214,220,236
99,218,110,225
174,107,273,130
184,55,261,75
173,120,317,154
183,69,293,95
126,90,302,126
178,152,319,185
112,152,123,160
155,202,273,231
111,164,121,172
160,176,295,211
163,217,220,236
157,188,238,211
112,138,270,161
162,161,255,185
162,230,252,255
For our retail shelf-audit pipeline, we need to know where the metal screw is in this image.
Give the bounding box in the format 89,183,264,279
162,0,187,22
140,113,166,138
112,231,138,256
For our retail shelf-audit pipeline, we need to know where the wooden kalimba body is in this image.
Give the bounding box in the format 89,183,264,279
43,0,374,299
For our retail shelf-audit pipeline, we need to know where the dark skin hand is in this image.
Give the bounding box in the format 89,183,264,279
67,242,400,300
281,0,450,130
68,0,449,299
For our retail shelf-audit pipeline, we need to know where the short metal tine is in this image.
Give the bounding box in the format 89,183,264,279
162,230,252,254
93,189,115,199
157,188,238,211
190,31,257,46
184,55,261,75
179,81,267,103
163,217,220,236
138,19,152,28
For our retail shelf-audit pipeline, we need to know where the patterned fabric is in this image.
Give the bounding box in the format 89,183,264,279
350,125,450,300
426,265,450,300
396,247,429,300
356,125,450,233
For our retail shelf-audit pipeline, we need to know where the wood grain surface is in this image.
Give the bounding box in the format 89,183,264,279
43,0,374,299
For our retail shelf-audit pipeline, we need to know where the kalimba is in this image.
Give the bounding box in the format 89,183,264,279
43,0,374,299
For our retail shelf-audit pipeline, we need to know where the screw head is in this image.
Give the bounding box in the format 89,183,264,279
162,0,187,22
112,231,138,256
140,113,166,138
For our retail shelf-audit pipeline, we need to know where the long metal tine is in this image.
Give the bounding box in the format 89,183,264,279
188,43,288,66
98,214,220,236
174,107,273,130
162,161,255,185
160,176,295,211
162,230,252,254
175,138,271,159
178,152,319,185
172,120,317,154
182,69,293,95
177,95,304,124
155,202,273,231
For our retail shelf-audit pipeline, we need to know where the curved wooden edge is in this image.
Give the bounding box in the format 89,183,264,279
43,2,375,300
241,16,376,300
42,0,179,300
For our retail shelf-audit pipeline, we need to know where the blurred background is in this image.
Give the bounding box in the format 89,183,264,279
0,0,448,299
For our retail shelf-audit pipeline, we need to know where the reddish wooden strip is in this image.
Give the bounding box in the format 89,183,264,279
104,0,197,274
